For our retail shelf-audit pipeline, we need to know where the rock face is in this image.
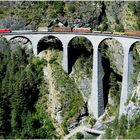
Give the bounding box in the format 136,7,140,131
103,39,124,76
127,101,140,120
137,72,140,99
94,121,107,130
78,79,92,101
0,16,36,30
125,73,140,123
104,1,126,30
1,1,139,31
104,1,139,31
0,16,25,30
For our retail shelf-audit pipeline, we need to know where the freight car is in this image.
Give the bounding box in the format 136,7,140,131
72,27,92,33
52,27,72,32
37,27,48,32
102,31,113,34
93,31,102,33
113,32,125,35
124,31,140,37
12,30,33,33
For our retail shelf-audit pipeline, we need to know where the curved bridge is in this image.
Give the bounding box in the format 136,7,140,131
2,32,140,118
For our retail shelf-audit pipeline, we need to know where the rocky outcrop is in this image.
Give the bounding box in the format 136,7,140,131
104,1,127,30
136,72,140,99
127,101,140,120
104,1,139,31
125,73,140,122
104,39,124,75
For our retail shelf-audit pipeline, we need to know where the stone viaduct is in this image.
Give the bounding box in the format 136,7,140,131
2,32,140,119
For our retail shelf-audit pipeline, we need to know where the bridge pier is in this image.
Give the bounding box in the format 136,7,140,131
91,44,104,119
62,41,69,74
119,47,130,116
31,40,38,56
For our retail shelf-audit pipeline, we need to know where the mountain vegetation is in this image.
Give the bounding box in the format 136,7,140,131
0,1,140,31
0,1,140,139
0,42,57,138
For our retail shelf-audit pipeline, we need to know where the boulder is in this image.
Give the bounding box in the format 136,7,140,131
94,121,108,130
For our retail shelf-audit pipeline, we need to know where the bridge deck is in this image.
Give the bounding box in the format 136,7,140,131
1,32,140,40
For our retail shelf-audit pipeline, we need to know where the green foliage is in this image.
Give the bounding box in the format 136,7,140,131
115,24,124,32
66,2,76,13
35,81,57,139
0,46,56,138
86,116,96,126
103,115,127,139
124,112,140,139
128,1,140,29
76,132,84,139
131,45,140,84
104,113,140,139
124,124,140,139
129,112,140,129
49,56,57,64
100,16,109,31
119,115,128,136
109,72,120,105
53,1,65,14
49,51,85,133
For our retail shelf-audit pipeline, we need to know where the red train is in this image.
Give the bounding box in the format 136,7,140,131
0,29,12,33
1,27,140,37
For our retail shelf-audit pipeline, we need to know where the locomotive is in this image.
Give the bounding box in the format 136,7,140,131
0,27,140,37
0,29,12,33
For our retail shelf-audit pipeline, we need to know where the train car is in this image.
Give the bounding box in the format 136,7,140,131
124,31,140,37
37,27,48,32
72,27,92,33
92,30,102,33
52,27,72,32
102,31,113,34
0,29,12,33
12,30,33,33
113,32,125,35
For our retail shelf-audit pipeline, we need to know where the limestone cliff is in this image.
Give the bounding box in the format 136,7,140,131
38,50,87,135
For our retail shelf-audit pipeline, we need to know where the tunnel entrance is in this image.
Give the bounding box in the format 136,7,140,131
98,38,123,113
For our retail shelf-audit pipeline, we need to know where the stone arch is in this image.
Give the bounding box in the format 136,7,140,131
67,36,94,104
129,41,140,52
10,36,33,54
10,36,32,45
68,36,94,74
98,37,124,110
37,35,63,55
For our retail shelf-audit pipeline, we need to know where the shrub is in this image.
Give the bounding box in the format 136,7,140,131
76,132,84,139
49,57,57,64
